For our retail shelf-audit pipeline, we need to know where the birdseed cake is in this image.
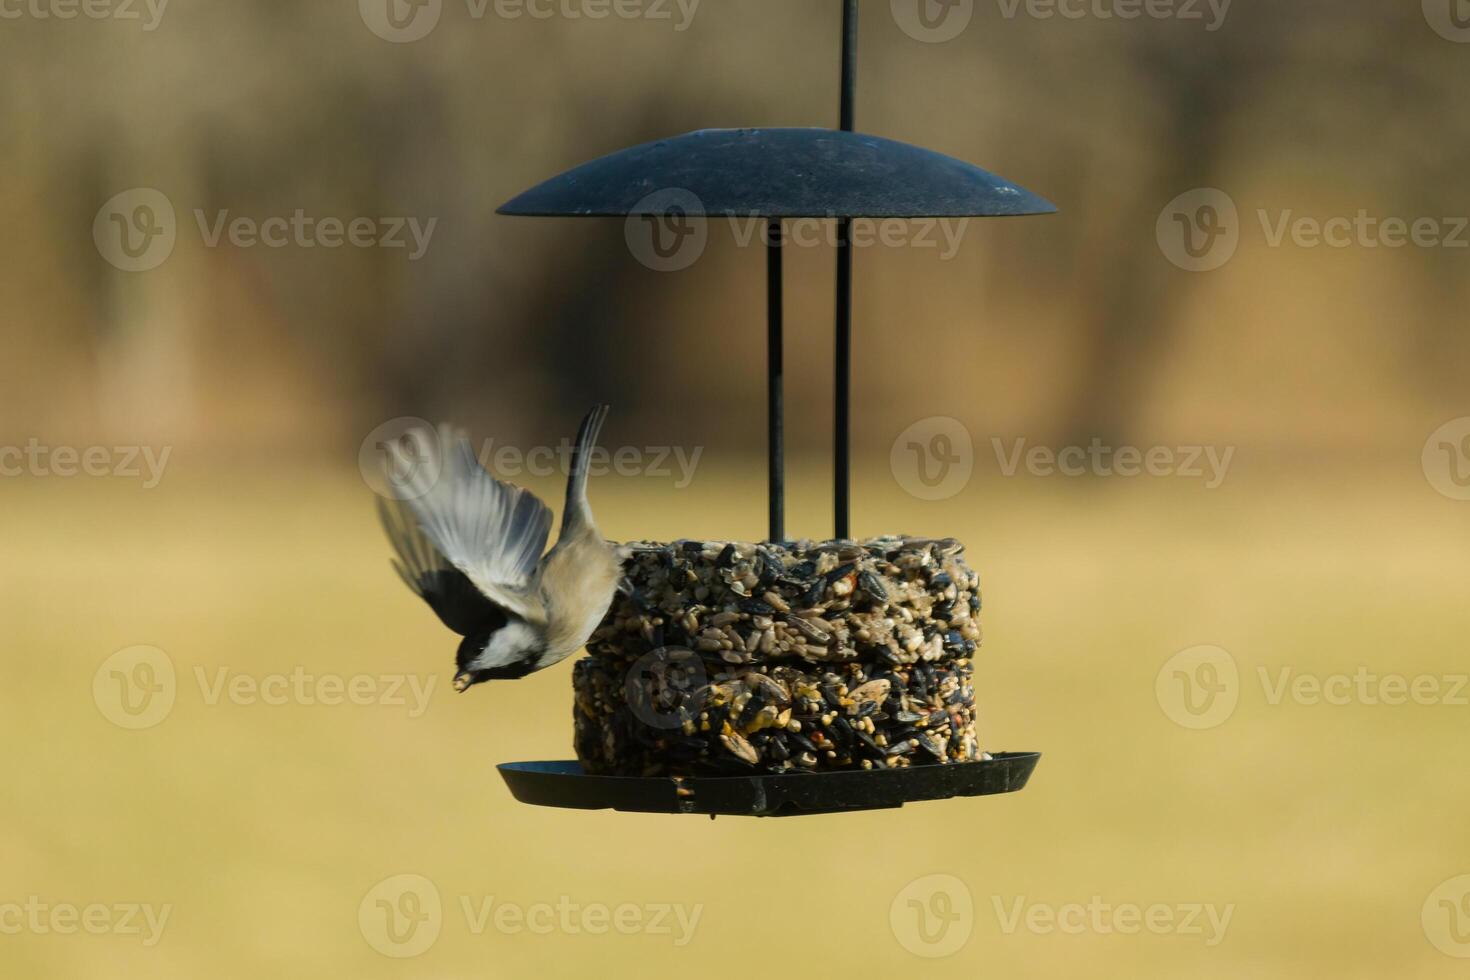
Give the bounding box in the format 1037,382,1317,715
573,537,986,776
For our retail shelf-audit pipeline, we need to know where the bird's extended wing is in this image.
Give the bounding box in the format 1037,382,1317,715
377,495,510,637
379,426,553,624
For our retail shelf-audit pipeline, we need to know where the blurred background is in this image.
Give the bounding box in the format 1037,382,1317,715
3,0,1470,977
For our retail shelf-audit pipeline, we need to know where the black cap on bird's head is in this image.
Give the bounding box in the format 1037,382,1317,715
453,631,494,692
453,627,540,692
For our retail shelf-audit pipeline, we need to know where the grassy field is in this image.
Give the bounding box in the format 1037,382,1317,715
4,454,1469,978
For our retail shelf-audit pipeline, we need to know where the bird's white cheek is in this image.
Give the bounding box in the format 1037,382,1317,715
471,622,541,669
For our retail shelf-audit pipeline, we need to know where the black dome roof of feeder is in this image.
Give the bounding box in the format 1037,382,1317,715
498,127,1056,219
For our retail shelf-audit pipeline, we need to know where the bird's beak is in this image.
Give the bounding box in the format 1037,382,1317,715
453,672,472,693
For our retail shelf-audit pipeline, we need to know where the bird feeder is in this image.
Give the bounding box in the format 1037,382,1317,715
496,0,1047,816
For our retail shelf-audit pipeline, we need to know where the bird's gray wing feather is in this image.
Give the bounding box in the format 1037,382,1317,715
376,495,510,636
380,426,552,624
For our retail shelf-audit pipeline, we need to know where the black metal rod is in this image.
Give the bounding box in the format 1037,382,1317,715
835,224,852,541
834,0,858,540
767,220,785,543
840,0,858,131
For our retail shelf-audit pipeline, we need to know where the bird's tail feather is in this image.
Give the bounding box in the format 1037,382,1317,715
562,404,609,536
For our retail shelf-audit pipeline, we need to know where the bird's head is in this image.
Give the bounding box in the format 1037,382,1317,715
453,621,543,691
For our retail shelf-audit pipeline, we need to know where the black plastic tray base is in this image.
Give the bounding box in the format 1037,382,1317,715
498,752,1040,817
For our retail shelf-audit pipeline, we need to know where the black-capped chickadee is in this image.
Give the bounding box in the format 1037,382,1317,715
376,406,623,692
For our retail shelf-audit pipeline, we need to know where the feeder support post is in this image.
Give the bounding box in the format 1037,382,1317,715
840,0,857,131
834,0,858,540
767,220,784,543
